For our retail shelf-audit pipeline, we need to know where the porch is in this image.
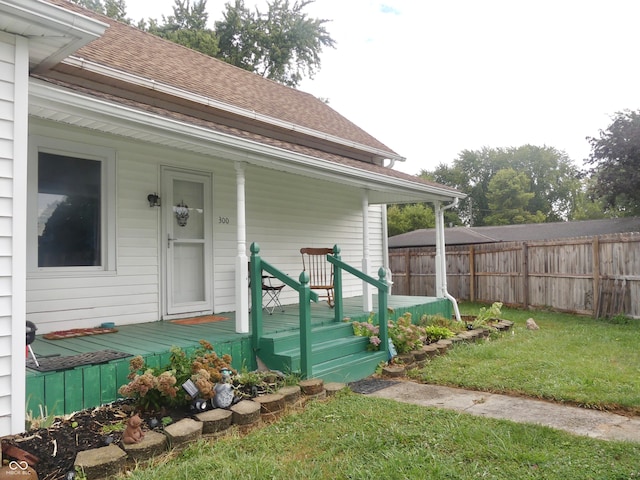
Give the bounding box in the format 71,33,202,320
25,296,451,417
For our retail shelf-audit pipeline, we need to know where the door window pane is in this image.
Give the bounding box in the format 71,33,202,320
38,153,101,267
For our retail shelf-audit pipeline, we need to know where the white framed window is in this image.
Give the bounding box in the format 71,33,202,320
28,136,116,274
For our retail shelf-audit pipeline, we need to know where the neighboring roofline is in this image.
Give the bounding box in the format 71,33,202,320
0,0,108,71
29,78,463,204
62,55,407,165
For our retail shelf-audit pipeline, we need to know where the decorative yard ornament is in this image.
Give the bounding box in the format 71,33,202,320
122,414,145,444
174,201,189,227
212,383,235,408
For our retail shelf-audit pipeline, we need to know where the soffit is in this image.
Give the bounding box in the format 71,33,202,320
29,77,464,205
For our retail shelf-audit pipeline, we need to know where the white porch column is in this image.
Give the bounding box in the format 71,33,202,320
434,201,444,298
235,162,249,333
362,191,373,311
381,203,392,294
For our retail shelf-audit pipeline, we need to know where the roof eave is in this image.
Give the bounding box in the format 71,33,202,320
61,55,406,165
29,79,460,205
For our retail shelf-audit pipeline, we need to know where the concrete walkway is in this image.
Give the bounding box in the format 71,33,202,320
368,382,640,443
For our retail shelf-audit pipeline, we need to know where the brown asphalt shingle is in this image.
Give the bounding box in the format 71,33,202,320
43,0,395,155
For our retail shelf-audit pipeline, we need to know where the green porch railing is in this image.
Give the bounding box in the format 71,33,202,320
327,245,390,357
250,243,318,378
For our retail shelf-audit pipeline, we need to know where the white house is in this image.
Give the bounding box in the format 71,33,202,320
0,0,464,435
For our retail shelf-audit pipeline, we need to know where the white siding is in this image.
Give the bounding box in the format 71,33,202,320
25,120,388,332
1,31,28,437
0,32,14,437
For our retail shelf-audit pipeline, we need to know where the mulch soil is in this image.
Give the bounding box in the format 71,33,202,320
1,400,192,480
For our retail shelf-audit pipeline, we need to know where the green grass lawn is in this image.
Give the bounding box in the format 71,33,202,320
412,303,640,414
123,392,640,480
121,305,640,479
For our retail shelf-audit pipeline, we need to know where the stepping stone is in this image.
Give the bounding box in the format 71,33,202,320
382,364,405,378
277,385,301,404
195,408,233,435
164,418,203,449
421,344,440,357
299,378,324,396
230,400,261,426
305,390,327,401
435,339,452,353
122,430,167,462
253,393,286,415
74,444,126,480
324,382,347,396
411,349,428,362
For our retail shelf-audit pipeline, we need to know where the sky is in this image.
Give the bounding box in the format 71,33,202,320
122,0,640,175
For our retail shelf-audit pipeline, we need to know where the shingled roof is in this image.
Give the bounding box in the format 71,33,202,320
39,1,394,156
388,217,640,248
32,0,464,201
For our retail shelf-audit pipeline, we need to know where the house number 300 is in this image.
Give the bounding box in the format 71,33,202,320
218,217,230,224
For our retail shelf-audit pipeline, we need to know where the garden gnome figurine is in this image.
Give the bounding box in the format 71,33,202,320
122,414,145,444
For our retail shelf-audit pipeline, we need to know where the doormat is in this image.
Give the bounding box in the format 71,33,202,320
43,327,118,340
170,315,229,325
348,378,399,395
26,350,132,372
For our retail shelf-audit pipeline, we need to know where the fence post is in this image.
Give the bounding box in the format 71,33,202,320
333,245,343,322
249,243,263,354
593,236,600,317
522,242,529,309
469,246,475,302
377,267,389,356
298,271,312,379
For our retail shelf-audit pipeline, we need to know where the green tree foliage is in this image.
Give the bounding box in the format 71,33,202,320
145,0,219,57
70,0,130,23
215,0,336,87
387,204,435,237
586,109,640,216
484,169,545,225
85,0,335,88
424,145,582,226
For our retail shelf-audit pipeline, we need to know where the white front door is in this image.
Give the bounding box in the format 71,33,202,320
162,167,212,316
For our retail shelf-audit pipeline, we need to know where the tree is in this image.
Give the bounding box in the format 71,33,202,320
387,204,435,237
483,169,545,225
69,0,130,23
215,0,336,87
146,0,219,57
586,109,640,216
424,145,582,226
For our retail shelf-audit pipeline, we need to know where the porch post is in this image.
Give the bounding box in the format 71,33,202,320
235,162,249,333
362,191,373,311
381,203,393,295
434,201,444,298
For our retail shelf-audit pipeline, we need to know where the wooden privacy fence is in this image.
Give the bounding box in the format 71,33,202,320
389,232,640,318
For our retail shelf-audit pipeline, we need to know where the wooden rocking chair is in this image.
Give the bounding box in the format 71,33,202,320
300,247,334,307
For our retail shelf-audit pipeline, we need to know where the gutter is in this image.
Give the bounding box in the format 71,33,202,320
436,198,462,322
61,56,406,165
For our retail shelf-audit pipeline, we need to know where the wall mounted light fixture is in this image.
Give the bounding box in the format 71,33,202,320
147,193,161,207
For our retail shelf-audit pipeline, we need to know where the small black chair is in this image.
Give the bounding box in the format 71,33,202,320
248,263,285,315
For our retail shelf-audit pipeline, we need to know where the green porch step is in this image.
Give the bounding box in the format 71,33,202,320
258,322,386,382
259,322,355,353
312,350,389,383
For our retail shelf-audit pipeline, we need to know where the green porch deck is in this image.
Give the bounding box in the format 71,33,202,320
25,296,451,417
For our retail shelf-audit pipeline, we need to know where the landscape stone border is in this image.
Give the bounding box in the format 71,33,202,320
74,380,347,480
382,320,514,377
